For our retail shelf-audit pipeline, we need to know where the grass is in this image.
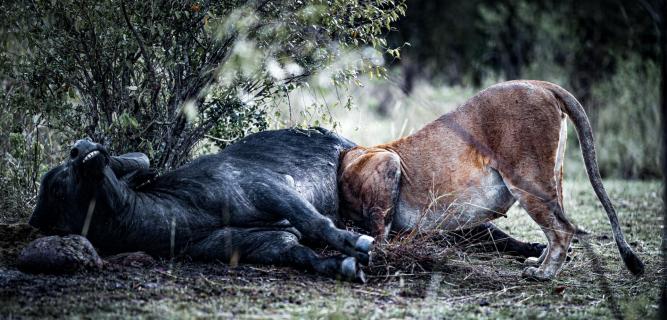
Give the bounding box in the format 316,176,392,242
0,178,662,319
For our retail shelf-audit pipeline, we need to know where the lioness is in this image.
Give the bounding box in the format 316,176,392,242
338,80,644,280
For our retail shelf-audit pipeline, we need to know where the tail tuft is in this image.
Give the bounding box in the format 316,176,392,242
621,250,645,276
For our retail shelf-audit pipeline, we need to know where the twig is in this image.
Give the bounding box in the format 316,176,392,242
155,269,178,279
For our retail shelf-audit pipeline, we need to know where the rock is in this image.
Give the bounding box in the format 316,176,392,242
105,251,156,268
17,235,102,274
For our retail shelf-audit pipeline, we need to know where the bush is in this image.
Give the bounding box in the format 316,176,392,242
0,0,406,221
588,55,661,179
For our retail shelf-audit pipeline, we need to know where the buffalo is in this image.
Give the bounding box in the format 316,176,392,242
29,128,373,282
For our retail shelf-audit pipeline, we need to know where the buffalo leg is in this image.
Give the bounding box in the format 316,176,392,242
188,228,366,282
249,181,373,265
448,222,545,258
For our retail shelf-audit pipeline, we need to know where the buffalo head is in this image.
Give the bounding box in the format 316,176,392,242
30,139,117,236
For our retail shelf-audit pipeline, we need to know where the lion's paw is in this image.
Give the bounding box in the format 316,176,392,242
524,257,540,266
522,266,553,281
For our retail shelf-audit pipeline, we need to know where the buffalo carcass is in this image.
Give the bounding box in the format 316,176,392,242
29,128,373,282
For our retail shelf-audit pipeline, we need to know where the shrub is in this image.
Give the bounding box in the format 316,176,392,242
0,0,406,221
588,55,661,179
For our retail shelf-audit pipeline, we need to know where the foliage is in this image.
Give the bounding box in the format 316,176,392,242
590,55,661,179
389,0,660,94
1,0,405,170
0,23,72,221
384,0,661,178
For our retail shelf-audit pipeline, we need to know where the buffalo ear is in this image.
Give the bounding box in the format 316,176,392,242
121,168,157,189
110,152,150,177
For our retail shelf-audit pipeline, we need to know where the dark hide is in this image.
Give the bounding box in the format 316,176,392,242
29,129,371,282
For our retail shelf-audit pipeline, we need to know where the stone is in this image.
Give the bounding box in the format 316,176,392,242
18,235,102,274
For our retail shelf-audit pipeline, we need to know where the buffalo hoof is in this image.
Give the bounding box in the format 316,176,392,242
524,257,540,266
526,242,547,258
355,235,374,253
355,268,367,284
354,235,374,266
355,251,371,266
341,256,356,279
521,266,553,281
340,256,366,283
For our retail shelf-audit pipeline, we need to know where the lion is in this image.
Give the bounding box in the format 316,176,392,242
338,80,644,280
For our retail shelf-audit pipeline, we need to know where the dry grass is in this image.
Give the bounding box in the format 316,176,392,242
367,231,455,277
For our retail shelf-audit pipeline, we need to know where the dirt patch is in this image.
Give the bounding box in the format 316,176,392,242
0,225,341,311
0,225,369,318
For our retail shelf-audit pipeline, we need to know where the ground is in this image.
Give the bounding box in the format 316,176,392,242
0,179,662,319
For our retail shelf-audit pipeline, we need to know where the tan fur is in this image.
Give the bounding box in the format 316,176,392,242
338,80,643,280
339,147,401,238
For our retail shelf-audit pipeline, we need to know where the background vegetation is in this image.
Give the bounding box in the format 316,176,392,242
387,0,662,179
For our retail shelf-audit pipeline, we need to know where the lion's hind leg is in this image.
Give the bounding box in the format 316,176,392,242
500,173,575,280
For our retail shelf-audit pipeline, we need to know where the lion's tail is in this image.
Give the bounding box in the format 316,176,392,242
540,81,644,275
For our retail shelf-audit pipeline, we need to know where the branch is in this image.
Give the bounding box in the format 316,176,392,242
204,134,236,143
121,1,154,77
121,0,161,111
